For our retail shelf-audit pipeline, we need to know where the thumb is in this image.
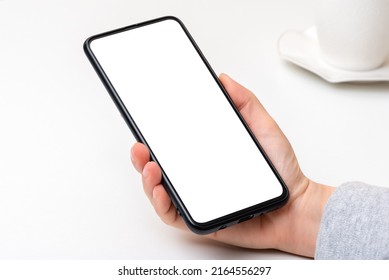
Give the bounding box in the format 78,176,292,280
218,73,274,132
219,73,254,111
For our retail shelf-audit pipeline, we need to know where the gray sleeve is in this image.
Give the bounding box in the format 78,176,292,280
315,181,389,259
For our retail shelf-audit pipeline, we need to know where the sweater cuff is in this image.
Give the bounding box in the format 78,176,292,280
315,181,389,259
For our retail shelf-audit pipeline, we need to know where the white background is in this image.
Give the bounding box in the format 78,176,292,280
0,0,388,259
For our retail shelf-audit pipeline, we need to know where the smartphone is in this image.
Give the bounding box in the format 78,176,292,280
84,16,288,234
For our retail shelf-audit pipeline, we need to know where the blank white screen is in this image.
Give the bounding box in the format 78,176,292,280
90,18,283,223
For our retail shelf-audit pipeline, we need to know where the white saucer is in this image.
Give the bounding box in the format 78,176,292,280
278,26,389,83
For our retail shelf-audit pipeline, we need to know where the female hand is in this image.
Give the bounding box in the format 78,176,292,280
131,74,334,257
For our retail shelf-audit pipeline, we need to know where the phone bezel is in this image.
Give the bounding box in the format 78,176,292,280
83,16,288,234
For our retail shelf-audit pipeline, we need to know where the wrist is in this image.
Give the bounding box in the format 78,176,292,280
276,179,335,257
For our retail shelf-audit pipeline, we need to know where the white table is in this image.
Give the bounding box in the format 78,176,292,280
1,0,388,259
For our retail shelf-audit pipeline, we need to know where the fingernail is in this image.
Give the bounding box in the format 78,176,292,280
142,163,149,177
152,187,158,200
130,146,135,163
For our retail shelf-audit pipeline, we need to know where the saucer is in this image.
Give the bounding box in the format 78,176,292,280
278,26,389,83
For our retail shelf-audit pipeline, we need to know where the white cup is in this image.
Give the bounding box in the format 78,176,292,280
314,0,389,71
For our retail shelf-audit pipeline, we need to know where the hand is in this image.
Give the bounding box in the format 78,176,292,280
130,74,334,257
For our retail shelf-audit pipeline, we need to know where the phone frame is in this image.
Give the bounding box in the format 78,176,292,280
84,16,288,234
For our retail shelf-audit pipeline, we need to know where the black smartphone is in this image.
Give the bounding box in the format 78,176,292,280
84,16,288,234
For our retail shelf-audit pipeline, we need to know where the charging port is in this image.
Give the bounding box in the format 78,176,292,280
219,225,227,230
238,215,254,224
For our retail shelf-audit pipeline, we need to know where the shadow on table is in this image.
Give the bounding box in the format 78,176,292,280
181,233,308,260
